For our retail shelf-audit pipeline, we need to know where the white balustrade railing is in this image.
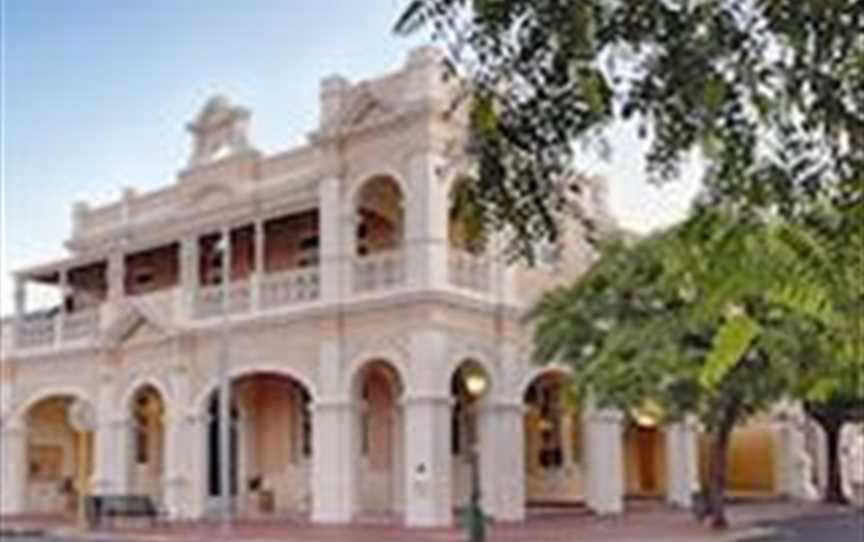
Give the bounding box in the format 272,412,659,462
14,314,57,349
194,281,251,319
259,268,320,309
61,309,100,342
448,250,492,292
353,250,407,293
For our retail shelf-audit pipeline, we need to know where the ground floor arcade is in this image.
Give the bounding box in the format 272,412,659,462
0,327,815,528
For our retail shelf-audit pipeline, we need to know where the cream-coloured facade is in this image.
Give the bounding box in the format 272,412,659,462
0,47,815,527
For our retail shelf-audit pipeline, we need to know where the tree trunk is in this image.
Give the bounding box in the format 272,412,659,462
706,425,732,529
823,423,848,505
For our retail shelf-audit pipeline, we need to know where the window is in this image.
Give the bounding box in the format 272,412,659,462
528,380,565,470
134,396,150,464
299,388,312,458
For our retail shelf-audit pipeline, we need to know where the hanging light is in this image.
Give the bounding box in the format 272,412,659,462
464,368,489,398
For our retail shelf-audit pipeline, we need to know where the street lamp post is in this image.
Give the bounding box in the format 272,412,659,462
464,370,488,542
214,231,233,532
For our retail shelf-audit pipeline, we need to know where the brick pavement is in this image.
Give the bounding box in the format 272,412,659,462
1,501,851,542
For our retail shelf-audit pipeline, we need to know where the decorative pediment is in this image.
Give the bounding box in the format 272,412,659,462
336,86,394,129
100,299,175,350
186,94,255,167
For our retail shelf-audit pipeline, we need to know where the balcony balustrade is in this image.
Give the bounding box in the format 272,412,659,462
194,281,252,319
259,267,320,310
448,249,493,293
14,314,56,350
352,250,407,293
61,309,101,342
8,244,510,352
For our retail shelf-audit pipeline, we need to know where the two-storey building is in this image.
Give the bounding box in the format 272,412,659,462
0,47,813,527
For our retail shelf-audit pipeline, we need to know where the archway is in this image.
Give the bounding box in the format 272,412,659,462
22,395,94,516
204,372,313,517
352,176,406,292
450,359,491,509
354,175,404,257
353,359,404,516
128,385,166,503
447,178,487,255
523,372,584,506
623,409,667,498
698,418,778,498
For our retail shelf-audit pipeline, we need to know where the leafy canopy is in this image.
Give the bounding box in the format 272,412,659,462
528,208,849,431
396,0,864,259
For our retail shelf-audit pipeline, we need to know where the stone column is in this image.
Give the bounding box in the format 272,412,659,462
405,151,448,291
100,417,133,495
478,401,526,522
184,413,210,519
402,395,452,526
311,340,355,523
318,176,343,302
163,361,193,518
402,329,452,527
91,367,126,495
14,276,27,316
665,419,699,508
251,219,265,312
311,400,355,522
775,410,817,500
584,407,624,514
180,236,199,320
55,268,68,347
13,276,27,349
108,252,125,301
0,419,27,515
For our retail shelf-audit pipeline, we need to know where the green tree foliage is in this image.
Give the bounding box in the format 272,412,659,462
396,0,864,259
528,207,857,527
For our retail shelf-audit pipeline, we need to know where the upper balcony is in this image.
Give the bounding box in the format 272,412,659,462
4,46,606,358
7,174,507,356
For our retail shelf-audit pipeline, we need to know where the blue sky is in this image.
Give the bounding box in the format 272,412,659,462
0,0,699,315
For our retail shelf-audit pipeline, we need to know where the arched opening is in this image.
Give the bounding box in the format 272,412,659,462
353,176,406,292
205,372,313,517
698,418,777,499
23,395,95,516
523,372,584,506
446,179,493,292
450,359,491,509
129,385,166,503
623,407,666,498
448,178,487,255
353,360,404,516
354,176,404,257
